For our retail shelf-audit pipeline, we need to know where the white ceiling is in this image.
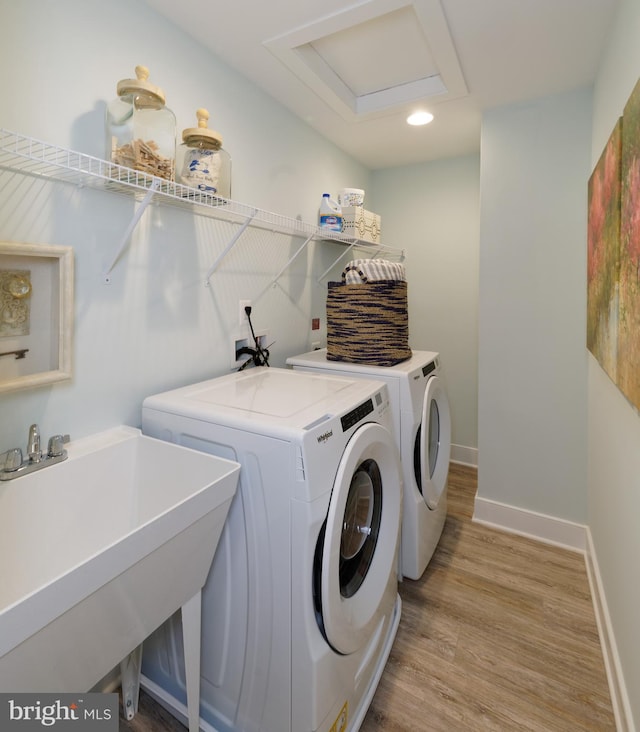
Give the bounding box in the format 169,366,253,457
144,0,618,170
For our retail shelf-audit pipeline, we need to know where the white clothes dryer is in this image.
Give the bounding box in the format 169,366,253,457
140,368,402,732
286,349,451,580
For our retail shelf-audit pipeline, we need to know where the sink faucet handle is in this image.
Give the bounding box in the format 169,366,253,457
3,447,23,471
47,434,70,458
27,423,41,462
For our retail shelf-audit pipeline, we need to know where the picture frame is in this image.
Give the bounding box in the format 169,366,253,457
0,242,73,393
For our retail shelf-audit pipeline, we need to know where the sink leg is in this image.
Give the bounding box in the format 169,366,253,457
182,591,202,732
120,644,143,721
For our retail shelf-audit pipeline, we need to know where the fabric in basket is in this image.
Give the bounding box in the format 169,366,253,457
326,279,412,367
343,258,406,284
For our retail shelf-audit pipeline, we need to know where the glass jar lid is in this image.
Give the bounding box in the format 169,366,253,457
116,65,166,105
182,109,223,148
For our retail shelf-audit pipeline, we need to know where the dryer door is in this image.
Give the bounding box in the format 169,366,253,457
320,422,401,655
414,375,451,510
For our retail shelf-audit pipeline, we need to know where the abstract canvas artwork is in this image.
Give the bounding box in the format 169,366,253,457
587,77,640,412
618,79,640,410
587,117,622,382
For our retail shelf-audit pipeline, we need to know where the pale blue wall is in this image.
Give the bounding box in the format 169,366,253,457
0,0,371,449
589,0,640,725
477,88,592,522
371,156,480,457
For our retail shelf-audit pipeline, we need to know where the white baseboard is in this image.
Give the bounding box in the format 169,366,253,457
450,443,478,467
472,495,587,552
584,529,636,732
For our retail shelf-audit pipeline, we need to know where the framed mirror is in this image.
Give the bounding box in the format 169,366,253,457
0,242,73,393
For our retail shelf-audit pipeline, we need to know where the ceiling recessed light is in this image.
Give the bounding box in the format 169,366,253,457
407,111,434,126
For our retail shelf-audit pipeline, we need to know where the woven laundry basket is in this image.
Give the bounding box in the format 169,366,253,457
326,267,411,366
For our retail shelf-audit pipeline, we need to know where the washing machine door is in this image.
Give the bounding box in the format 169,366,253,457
415,375,451,510
320,422,401,656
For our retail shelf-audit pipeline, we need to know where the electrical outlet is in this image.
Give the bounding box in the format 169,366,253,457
239,300,252,328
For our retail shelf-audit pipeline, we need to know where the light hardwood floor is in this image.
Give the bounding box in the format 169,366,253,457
120,463,615,731
360,464,615,731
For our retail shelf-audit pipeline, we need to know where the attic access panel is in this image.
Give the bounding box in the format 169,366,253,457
264,0,467,120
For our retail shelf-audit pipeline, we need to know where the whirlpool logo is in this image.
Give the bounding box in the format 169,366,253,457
1,694,118,730
317,429,333,444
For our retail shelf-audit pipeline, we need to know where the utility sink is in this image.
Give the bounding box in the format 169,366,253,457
0,425,240,707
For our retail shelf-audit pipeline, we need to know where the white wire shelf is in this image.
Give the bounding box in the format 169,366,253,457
0,128,404,280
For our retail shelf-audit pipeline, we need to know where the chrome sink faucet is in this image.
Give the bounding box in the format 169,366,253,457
27,423,41,463
0,424,69,481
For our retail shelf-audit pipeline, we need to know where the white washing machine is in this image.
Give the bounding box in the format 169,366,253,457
286,349,451,581
140,367,402,732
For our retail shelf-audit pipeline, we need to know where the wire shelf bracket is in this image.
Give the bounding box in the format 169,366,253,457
317,239,359,282
266,233,315,292
204,209,257,284
103,177,161,283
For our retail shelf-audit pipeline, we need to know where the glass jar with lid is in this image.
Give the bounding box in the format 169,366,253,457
179,109,231,198
106,65,176,181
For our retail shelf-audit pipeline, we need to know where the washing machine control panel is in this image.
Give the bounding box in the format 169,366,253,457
421,358,438,377
340,396,377,431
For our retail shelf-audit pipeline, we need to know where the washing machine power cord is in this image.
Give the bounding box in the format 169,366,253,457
237,306,271,370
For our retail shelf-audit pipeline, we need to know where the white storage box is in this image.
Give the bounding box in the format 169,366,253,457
341,206,381,243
